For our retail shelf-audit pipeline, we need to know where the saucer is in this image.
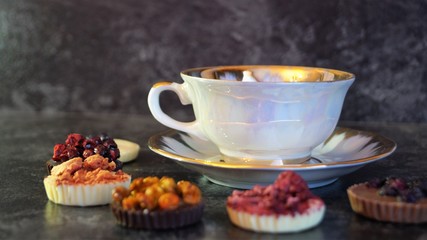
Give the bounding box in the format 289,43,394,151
148,127,396,189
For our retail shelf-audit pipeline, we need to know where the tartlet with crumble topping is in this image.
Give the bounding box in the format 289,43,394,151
44,133,131,206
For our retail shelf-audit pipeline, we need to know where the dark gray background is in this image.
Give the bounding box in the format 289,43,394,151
1,0,426,122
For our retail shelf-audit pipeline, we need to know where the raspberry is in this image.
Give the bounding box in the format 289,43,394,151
109,149,120,161
52,144,66,161
388,177,407,191
66,146,79,159
65,133,85,147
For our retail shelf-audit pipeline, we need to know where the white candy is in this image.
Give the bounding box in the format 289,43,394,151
115,139,141,163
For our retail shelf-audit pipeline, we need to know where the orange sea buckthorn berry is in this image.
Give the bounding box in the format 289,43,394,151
142,184,164,208
177,180,191,192
129,177,145,192
158,192,180,210
144,193,159,210
159,176,177,193
133,192,152,210
145,184,165,199
112,186,130,203
143,176,160,186
177,180,202,205
130,176,160,194
121,196,140,210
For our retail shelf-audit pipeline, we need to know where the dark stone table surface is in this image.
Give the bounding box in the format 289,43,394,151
1,0,427,122
1,112,426,240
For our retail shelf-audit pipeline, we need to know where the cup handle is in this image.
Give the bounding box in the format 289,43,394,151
148,82,207,140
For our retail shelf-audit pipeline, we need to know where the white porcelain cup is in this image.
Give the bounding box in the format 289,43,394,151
148,66,355,164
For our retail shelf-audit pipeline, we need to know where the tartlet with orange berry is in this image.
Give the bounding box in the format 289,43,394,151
111,176,204,229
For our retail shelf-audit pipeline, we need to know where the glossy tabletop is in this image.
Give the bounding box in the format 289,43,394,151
1,112,426,240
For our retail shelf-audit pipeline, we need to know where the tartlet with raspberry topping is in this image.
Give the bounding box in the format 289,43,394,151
226,171,325,233
347,177,427,223
44,133,131,206
111,176,204,229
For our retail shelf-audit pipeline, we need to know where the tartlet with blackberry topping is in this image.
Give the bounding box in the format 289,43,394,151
226,171,325,233
44,133,131,206
347,177,427,223
111,176,204,229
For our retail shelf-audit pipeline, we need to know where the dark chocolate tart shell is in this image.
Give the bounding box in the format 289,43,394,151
111,202,205,229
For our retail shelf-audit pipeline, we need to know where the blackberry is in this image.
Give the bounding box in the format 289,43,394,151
367,178,384,188
83,149,94,158
370,177,426,203
94,145,107,156
379,185,398,197
99,133,110,142
417,180,427,196
113,159,123,171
